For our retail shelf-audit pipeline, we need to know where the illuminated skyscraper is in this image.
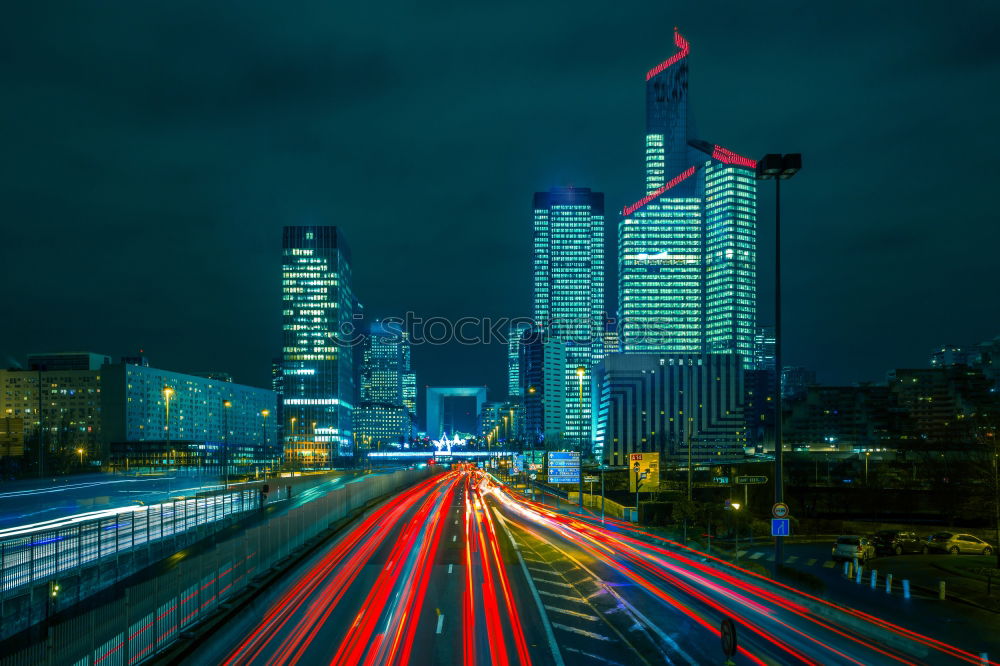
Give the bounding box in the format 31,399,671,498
281,226,356,465
507,321,531,399
620,29,757,359
532,187,604,452
355,322,413,446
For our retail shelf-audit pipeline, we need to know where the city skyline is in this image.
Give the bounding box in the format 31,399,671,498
3,4,999,398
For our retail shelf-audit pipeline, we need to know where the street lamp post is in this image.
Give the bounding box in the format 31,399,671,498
260,409,270,478
756,152,802,576
732,502,742,563
77,448,84,467
576,366,586,509
163,387,175,473
223,400,232,489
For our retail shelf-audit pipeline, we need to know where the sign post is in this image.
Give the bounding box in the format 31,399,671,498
771,502,790,538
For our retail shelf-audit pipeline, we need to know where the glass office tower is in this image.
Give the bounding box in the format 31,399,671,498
704,161,757,358
532,187,604,452
355,322,413,446
619,195,703,353
618,29,757,360
507,322,531,399
281,226,356,465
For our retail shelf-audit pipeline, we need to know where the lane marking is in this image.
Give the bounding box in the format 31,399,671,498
564,646,625,665
533,577,575,589
806,558,817,566
749,552,764,560
448,563,453,574
493,510,565,666
536,589,586,603
455,520,459,525
766,555,775,562
544,605,599,621
551,622,612,641
786,556,798,564
436,614,445,634
823,560,836,568
452,535,457,542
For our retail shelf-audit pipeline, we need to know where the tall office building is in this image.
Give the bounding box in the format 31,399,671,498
620,29,757,358
355,322,412,446
507,322,532,399
281,226,357,464
401,334,417,429
519,327,567,447
532,187,605,453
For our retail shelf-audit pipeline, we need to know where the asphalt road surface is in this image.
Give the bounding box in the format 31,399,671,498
184,470,997,665
0,471,226,528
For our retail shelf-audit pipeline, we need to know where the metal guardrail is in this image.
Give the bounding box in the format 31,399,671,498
0,467,435,666
1,490,257,596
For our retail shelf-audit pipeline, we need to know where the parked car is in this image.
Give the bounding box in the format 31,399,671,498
924,532,994,555
873,530,923,556
832,535,876,563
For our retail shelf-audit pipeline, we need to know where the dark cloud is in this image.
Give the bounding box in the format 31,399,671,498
1,1,999,400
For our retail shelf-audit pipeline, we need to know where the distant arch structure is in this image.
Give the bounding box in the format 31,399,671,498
425,386,487,440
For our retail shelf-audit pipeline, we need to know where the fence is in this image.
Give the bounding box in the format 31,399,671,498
0,471,353,641
0,467,435,666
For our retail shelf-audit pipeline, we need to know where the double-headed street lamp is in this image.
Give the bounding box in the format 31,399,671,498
756,153,802,575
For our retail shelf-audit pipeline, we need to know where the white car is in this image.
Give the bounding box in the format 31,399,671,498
832,535,875,563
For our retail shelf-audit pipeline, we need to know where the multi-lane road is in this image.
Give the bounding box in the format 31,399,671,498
0,471,227,528
182,469,996,665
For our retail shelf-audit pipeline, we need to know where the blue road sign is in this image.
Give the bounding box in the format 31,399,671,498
547,451,580,484
771,518,790,537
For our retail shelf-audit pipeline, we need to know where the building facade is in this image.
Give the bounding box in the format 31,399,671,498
507,321,532,399
355,322,414,447
593,353,746,465
619,29,757,359
519,328,567,448
0,361,104,461
101,361,277,468
281,226,357,464
532,187,604,452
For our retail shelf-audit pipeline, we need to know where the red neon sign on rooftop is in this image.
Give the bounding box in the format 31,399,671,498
646,29,690,81
622,166,696,217
712,145,756,169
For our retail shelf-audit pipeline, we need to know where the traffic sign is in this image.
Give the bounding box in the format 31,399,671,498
771,502,789,519
547,451,581,484
629,452,660,492
583,475,598,483
736,475,768,485
771,518,790,537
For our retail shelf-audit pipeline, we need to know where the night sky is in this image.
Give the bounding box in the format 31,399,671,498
3,2,999,404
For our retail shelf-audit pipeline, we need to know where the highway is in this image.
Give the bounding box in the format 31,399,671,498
185,470,997,665
0,472,366,594
0,472,230,528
